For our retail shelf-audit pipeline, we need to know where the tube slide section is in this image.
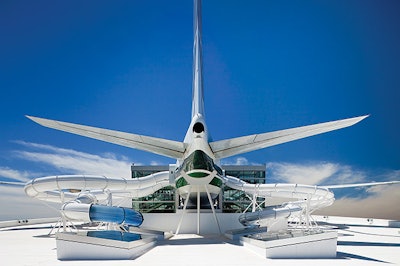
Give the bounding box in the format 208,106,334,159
223,175,335,212
62,202,143,227
239,203,303,227
24,171,170,203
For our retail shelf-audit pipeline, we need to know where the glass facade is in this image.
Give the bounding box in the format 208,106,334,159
131,165,176,213
222,165,266,213
131,164,266,213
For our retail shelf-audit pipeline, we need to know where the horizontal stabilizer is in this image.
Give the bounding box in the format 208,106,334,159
210,115,368,159
322,180,400,189
26,116,186,159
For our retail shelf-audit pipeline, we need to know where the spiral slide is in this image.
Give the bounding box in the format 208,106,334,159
238,203,303,227
224,175,335,210
24,172,170,226
224,175,335,228
24,172,170,202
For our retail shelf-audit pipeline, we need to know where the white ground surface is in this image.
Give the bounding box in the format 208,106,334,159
0,216,399,266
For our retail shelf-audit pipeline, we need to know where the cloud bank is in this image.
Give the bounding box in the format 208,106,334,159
0,141,140,220
0,185,59,221
265,161,400,220
0,167,31,182
12,140,134,179
222,159,399,220
266,161,371,186
317,185,400,220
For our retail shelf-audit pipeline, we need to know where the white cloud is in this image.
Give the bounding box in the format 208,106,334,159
12,141,133,178
265,161,400,219
317,184,400,220
234,157,249,165
0,186,60,221
221,157,252,166
0,141,137,220
0,167,31,182
266,161,366,185
0,141,142,218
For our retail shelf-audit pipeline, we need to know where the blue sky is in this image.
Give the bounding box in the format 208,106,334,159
0,0,399,220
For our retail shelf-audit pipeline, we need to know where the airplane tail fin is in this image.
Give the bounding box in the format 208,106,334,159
192,0,205,118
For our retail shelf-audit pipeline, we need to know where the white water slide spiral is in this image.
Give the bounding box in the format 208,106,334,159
24,172,170,203
223,175,335,212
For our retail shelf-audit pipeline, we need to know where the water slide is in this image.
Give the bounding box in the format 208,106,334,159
224,175,335,227
62,201,143,227
24,172,170,202
24,172,170,226
224,175,335,209
238,203,303,227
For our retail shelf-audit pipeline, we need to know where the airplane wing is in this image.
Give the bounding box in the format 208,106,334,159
26,116,187,159
209,115,368,159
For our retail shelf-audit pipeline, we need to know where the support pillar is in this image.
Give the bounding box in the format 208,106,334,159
205,185,221,234
176,186,192,235
197,186,200,234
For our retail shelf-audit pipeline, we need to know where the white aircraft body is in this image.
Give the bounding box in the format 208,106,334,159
19,0,399,231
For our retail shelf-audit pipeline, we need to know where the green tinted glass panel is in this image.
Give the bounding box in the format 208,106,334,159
209,177,223,187
175,177,189,188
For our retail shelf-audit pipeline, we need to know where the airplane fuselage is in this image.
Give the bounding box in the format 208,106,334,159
175,114,223,205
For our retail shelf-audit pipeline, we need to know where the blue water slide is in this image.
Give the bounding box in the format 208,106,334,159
89,205,143,227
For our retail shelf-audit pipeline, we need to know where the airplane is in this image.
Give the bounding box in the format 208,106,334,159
15,0,400,234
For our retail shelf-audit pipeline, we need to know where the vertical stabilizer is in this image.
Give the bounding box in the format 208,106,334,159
192,0,204,118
